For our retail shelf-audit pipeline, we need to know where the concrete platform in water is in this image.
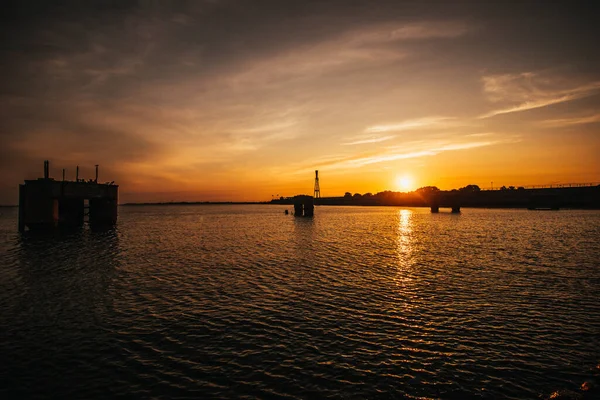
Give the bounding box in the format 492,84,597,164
293,195,314,217
18,160,118,231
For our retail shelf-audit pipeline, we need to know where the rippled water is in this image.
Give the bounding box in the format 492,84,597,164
1,205,599,399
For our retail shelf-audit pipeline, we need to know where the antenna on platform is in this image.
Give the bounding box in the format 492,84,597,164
314,170,321,199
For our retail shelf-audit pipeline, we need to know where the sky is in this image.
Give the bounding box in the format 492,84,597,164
1,0,599,203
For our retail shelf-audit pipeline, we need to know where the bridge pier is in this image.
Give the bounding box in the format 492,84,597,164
430,205,439,213
451,206,461,213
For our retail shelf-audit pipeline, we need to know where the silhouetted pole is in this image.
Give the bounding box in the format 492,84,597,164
43,160,49,179
62,169,65,181
76,166,79,182
314,170,321,199
95,165,99,183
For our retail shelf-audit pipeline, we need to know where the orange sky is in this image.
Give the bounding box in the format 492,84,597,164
1,1,599,203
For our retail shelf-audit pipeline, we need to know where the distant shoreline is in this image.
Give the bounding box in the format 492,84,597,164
124,202,600,210
3,185,599,209
2,203,600,209
121,201,270,206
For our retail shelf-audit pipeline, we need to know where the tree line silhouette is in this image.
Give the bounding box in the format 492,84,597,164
273,184,600,209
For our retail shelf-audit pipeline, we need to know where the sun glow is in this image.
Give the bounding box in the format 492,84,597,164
395,175,415,191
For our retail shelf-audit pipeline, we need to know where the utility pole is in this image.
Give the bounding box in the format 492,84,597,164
314,170,321,199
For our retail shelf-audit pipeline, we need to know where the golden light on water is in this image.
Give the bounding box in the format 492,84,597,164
396,209,414,290
397,209,413,254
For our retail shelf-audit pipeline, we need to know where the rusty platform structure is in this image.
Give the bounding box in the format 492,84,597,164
18,160,118,231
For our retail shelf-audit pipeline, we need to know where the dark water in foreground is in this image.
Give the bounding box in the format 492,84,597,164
1,205,599,399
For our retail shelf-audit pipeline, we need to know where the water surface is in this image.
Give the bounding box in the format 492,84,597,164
1,205,599,399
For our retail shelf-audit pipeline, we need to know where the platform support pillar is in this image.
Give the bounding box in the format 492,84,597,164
18,184,26,232
89,198,118,228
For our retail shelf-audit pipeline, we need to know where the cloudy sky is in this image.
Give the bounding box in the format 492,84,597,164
1,0,599,203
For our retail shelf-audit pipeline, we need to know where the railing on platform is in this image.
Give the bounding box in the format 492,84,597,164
483,182,600,191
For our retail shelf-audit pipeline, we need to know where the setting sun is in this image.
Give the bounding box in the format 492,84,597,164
395,175,415,192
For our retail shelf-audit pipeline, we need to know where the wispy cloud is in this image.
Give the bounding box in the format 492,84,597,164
343,115,459,146
466,132,494,137
365,117,454,133
228,21,470,86
537,113,600,128
228,120,298,135
342,135,396,145
349,150,438,166
480,72,600,118
352,141,494,166
345,21,470,44
293,138,499,174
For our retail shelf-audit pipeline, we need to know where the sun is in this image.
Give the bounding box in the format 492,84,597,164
395,175,414,191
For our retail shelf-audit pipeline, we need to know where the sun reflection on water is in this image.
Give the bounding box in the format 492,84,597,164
396,209,414,286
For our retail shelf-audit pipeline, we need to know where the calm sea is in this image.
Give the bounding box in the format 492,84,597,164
1,205,599,399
